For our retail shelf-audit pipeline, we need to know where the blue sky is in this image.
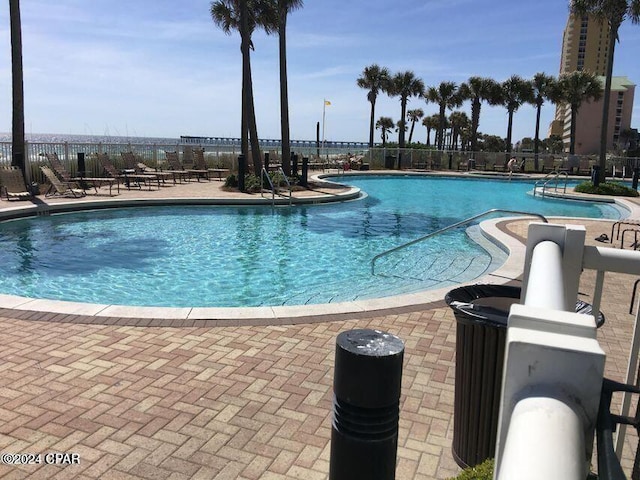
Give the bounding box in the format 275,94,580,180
1,0,639,144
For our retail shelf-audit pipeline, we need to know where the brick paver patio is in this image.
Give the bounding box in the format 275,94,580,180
0,178,639,479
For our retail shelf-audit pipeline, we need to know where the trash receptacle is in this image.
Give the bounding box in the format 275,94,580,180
385,155,394,169
445,284,604,469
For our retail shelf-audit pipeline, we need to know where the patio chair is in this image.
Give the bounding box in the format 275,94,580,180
0,167,33,201
192,148,229,181
541,156,556,173
166,150,210,181
97,153,159,190
120,152,176,185
577,158,592,176
44,152,119,196
40,166,86,198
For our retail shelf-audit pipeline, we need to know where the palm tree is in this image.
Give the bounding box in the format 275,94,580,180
499,75,534,155
10,0,25,175
376,117,394,147
357,64,391,148
458,77,501,155
421,114,439,146
387,71,425,167
558,71,603,155
211,0,274,174
406,108,424,144
530,73,559,171
448,111,470,150
274,0,303,176
571,0,640,181
426,82,462,151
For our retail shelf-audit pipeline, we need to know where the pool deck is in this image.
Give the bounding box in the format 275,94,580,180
0,171,640,479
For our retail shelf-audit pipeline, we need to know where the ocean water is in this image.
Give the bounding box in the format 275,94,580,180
0,132,181,145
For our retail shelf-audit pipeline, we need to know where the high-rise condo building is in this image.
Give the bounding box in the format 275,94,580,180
549,13,635,155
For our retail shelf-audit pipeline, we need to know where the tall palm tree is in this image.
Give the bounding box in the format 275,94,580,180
406,108,424,144
211,0,274,174
376,117,394,147
387,71,425,167
530,73,559,171
499,75,534,155
10,0,25,175
421,114,439,146
448,111,469,151
357,64,391,148
458,77,501,155
426,82,462,151
571,0,640,181
275,0,303,176
558,71,603,155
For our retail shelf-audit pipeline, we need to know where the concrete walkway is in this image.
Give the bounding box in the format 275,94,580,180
0,174,639,479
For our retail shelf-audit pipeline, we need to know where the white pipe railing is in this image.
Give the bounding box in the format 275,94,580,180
495,223,611,480
524,240,566,310
498,395,586,479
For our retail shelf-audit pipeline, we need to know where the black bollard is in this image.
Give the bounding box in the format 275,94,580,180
77,152,86,177
238,154,246,192
633,168,639,191
592,165,601,187
329,329,404,480
301,157,308,187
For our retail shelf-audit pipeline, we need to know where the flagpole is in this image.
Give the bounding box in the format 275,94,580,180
322,98,326,155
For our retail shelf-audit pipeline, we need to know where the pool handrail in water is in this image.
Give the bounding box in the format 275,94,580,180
371,209,549,275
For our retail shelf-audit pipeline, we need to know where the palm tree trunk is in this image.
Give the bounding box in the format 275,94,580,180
278,12,291,176
569,106,577,155
246,50,262,175
240,0,250,162
408,120,415,144
398,100,407,148
506,110,514,161
368,100,376,148
426,127,431,146
10,0,25,174
470,99,480,154
534,103,542,171
398,99,407,169
598,26,618,182
438,105,446,150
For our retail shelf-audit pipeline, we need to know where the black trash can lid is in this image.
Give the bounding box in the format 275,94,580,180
445,284,605,328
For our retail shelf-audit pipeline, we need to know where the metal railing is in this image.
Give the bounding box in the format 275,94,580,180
260,167,292,206
370,209,549,276
533,170,569,197
495,223,640,480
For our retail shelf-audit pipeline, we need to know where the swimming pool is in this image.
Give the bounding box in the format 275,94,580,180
0,175,623,308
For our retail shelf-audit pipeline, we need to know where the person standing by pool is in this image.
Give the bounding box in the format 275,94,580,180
507,156,518,180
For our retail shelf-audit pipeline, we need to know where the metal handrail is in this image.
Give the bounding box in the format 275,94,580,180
260,167,292,206
370,209,548,275
533,170,569,197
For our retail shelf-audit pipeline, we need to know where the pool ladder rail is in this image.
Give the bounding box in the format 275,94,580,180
261,166,292,206
370,209,549,276
533,170,569,197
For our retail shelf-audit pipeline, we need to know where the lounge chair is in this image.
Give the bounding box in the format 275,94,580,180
44,152,119,196
120,152,178,185
40,166,86,198
577,158,592,176
192,148,229,181
541,156,556,173
0,167,33,201
97,153,160,190
165,151,209,181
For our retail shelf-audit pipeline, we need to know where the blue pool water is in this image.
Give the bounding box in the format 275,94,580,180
0,176,623,307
